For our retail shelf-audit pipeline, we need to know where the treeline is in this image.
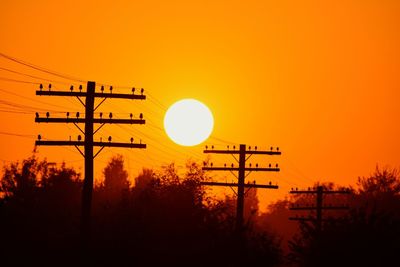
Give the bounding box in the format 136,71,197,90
1,155,400,266
0,155,280,267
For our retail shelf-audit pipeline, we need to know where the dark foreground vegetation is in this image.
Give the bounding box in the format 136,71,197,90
1,154,400,266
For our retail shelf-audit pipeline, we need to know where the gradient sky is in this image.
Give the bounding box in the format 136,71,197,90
1,0,399,210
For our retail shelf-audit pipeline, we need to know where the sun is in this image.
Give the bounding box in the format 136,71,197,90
164,99,214,146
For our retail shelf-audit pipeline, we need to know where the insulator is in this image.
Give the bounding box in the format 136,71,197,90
35,112,39,118
203,161,207,166
79,85,82,91
101,85,104,92
205,145,208,149
227,145,229,150
99,112,103,118
69,136,71,141
276,163,278,168
76,112,80,118
66,112,69,118
249,146,251,150
110,86,113,92
210,162,213,167
130,137,133,143
211,145,214,149
38,134,41,140
130,113,133,119
108,136,112,142
231,163,234,168
296,187,298,191
277,147,279,151
224,163,226,167
269,181,272,185
132,87,135,94
78,135,82,141
109,112,112,119
249,163,252,167
233,145,236,150
141,88,144,95
100,137,102,142
70,85,73,91
139,113,143,119
46,112,49,118
270,146,273,150
255,146,257,151
269,163,271,167
39,84,43,90
48,84,52,90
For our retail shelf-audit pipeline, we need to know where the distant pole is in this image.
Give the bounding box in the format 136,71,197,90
316,186,323,233
81,81,95,245
289,186,351,232
236,144,246,232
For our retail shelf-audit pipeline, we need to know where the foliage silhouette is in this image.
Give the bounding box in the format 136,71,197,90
0,156,282,267
287,167,400,267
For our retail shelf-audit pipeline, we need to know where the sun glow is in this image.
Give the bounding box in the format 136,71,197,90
164,99,214,146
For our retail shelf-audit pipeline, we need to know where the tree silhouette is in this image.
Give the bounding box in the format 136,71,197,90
288,168,400,267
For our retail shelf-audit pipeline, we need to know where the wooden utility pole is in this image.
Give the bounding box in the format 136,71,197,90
35,81,146,246
202,144,281,232
289,186,351,232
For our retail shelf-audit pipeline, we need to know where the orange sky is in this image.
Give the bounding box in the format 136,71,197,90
1,0,399,210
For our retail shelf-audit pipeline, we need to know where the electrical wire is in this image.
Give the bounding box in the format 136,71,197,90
0,52,85,82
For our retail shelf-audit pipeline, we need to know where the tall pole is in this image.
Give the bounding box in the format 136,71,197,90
202,144,281,231
35,81,147,249
82,81,95,244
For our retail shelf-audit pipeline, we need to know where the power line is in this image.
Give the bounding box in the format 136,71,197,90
0,52,85,82
0,66,71,85
0,76,41,84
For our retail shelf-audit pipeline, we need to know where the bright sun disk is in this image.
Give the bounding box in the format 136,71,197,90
164,99,214,146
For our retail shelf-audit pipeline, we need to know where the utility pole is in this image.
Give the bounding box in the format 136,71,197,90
34,81,146,246
289,186,351,232
202,144,281,232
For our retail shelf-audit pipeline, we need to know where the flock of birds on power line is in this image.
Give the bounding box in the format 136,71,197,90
205,145,280,151
35,111,144,120
39,83,145,96
37,134,141,145
203,162,279,169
